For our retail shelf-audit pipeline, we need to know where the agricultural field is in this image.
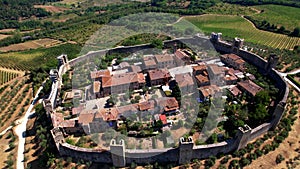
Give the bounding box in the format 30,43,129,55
43,13,78,23
0,67,25,86
34,5,69,13
0,43,81,71
0,77,33,168
183,14,300,50
49,23,101,45
251,5,300,32
51,0,127,9
0,38,62,52
205,3,258,16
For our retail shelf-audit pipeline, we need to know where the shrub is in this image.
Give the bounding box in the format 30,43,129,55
276,154,285,164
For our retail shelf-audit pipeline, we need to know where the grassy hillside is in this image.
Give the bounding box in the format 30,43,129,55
0,43,81,70
183,14,300,50
251,5,300,32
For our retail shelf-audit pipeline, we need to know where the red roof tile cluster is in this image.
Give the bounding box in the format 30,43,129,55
102,72,145,88
155,97,179,112
148,69,171,81
159,114,167,125
207,64,223,75
195,74,209,84
192,65,207,72
175,73,194,88
237,80,263,96
90,69,110,79
174,50,188,60
199,85,220,97
139,100,155,111
229,86,242,96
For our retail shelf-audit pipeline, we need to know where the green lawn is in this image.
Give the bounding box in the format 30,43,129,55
251,5,300,31
182,14,300,50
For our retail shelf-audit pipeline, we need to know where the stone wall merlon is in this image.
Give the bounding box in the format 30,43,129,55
125,148,174,153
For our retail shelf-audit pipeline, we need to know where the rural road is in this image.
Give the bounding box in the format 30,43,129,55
15,81,45,169
278,68,300,93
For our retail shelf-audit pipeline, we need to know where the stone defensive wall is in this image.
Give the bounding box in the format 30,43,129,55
47,34,289,167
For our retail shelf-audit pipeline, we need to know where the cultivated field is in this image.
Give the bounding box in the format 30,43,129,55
0,43,80,71
43,13,78,22
0,67,25,86
183,14,300,50
251,5,300,32
0,38,62,52
34,5,69,13
205,3,258,16
0,77,33,169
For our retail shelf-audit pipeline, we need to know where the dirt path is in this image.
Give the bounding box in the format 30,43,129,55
15,80,45,169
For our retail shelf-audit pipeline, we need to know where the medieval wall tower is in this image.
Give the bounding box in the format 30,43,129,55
110,139,126,167
179,136,194,164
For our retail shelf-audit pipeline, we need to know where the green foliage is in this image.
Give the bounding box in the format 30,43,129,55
249,5,300,32
172,84,181,105
276,154,285,164
150,39,163,49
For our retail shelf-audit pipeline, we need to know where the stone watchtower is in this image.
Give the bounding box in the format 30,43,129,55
232,37,244,53
211,32,222,43
266,53,279,72
110,139,126,167
235,125,252,150
57,54,69,69
179,136,194,164
49,69,59,83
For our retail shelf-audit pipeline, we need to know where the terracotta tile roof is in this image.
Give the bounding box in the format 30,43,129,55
72,106,84,115
199,85,220,97
237,80,263,96
117,104,139,114
90,69,110,79
226,53,241,61
93,81,101,93
192,65,207,72
78,112,95,125
102,72,145,88
235,59,245,64
148,69,171,81
143,56,157,67
155,54,174,63
174,50,188,60
155,97,179,112
175,73,194,88
130,65,142,73
159,114,167,125
139,100,155,111
229,86,242,96
224,74,238,81
207,64,223,75
97,108,119,121
195,74,209,84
